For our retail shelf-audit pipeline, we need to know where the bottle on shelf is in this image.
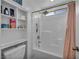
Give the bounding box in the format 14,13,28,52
10,19,16,28
10,8,15,17
1,24,9,28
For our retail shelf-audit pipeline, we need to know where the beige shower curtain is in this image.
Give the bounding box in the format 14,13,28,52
64,1,76,59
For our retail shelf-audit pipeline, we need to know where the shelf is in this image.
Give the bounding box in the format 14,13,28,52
1,14,16,19
1,0,27,31
0,0,28,52
18,19,26,21
1,28,26,30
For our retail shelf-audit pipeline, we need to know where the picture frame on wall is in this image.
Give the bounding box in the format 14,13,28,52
13,0,22,5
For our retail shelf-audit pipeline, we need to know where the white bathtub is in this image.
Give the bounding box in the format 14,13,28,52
32,48,62,59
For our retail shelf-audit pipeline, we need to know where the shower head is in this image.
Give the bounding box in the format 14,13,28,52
42,11,49,15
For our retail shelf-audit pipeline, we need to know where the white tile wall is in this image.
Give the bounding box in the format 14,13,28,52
32,7,68,58
40,10,67,57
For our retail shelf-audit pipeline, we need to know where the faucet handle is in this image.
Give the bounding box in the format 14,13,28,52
73,46,79,52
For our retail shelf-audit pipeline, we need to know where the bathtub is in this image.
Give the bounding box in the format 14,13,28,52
32,48,62,59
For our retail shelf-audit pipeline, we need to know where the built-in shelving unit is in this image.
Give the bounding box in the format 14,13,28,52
0,0,28,59
0,0,28,43
1,0,27,29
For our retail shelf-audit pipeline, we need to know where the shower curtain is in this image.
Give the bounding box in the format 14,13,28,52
63,2,76,59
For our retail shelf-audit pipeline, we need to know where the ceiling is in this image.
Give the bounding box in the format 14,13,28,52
23,0,74,11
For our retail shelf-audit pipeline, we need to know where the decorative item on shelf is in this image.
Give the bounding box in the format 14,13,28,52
20,16,26,20
18,25,24,29
10,19,16,28
13,0,22,5
1,24,9,28
10,8,15,16
4,7,9,15
1,5,2,13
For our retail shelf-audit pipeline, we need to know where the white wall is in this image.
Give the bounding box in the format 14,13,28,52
76,0,79,59
23,1,33,59
26,12,32,59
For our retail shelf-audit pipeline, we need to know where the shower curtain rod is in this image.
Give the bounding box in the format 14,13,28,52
32,1,75,13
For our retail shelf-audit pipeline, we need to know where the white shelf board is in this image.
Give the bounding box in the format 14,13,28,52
18,19,26,21
1,14,16,19
1,28,26,31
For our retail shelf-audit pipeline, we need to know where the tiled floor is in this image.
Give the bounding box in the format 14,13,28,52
32,49,61,59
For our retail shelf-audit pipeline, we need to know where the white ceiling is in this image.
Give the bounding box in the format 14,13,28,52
23,0,74,11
